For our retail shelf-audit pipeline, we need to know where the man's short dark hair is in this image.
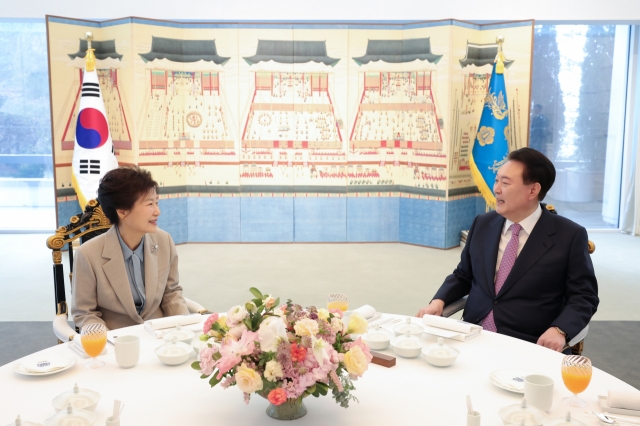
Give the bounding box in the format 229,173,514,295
507,147,555,201
97,166,158,225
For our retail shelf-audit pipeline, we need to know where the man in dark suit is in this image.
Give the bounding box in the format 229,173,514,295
417,148,598,351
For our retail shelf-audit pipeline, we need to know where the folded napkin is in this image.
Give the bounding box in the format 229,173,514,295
144,314,202,338
421,315,482,342
70,338,108,359
18,355,71,374
609,390,640,411
352,305,381,322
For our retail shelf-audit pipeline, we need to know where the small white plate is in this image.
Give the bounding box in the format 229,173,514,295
14,355,76,377
598,395,640,417
489,368,537,394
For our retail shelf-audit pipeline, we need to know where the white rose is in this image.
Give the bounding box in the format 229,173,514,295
228,323,248,339
235,363,263,393
317,308,330,320
273,306,285,317
294,318,320,337
264,360,284,382
257,316,288,352
227,305,248,327
330,317,343,333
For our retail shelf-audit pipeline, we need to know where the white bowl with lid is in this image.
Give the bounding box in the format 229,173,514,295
422,337,460,367
498,398,546,426
162,323,195,345
361,327,394,350
155,336,192,366
6,415,42,426
544,412,586,426
390,332,427,358
51,383,100,412
393,317,424,337
44,404,97,426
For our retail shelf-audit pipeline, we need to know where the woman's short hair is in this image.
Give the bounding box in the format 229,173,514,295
507,147,556,200
97,166,158,225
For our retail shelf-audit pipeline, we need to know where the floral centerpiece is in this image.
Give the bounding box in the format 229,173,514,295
192,288,372,420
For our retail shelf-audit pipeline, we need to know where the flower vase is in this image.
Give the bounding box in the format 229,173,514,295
266,397,307,421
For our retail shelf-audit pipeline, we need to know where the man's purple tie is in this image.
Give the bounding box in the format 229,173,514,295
482,223,522,332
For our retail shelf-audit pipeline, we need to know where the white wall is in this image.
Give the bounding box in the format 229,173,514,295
3,0,640,22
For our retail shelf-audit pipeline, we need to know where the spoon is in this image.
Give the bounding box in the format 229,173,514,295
588,411,640,425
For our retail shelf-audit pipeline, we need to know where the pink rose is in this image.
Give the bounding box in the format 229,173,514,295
203,313,219,334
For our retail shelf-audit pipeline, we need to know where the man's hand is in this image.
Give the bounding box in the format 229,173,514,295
416,299,445,318
537,327,567,352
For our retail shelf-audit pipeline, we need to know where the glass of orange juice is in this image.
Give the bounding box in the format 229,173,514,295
327,293,349,312
81,323,108,369
561,355,592,407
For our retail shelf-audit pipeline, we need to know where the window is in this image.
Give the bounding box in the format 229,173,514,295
529,25,630,228
0,20,55,232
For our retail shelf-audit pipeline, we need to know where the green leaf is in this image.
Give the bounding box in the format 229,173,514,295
274,297,280,307
249,287,263,299
200,374,209,379
191,361,201,370
243,317,252,330
252,298,263,307
209,374,222,388
251,313,262,329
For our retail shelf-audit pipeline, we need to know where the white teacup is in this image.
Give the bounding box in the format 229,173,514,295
524,374,554,412
115,335,140,368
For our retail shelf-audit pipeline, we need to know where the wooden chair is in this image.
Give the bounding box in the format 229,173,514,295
46,199,209,343
441,204,595,355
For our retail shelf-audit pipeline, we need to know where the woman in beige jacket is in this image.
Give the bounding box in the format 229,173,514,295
71,167,189,330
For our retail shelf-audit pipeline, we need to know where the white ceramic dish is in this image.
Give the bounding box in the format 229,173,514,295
6,415,42,426
155,338,192,366
598,395,640,417
13,356,76,377
191,337,209,355
163,324,195,345
390,334,426,358
421,337,459,367
361,329,393,350
498,399,546,426
392,317,424,337
44,405,97,426
490,368,537,394
52,384,101,412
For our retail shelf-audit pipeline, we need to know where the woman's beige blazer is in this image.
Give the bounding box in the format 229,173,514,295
71,226,189,330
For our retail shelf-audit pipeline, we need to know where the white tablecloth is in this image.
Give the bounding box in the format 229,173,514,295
0,314,636,425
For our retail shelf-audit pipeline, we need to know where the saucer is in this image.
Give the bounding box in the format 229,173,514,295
490,368,537,394
14,355,76,377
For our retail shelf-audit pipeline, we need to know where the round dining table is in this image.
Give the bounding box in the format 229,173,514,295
0,313,637,425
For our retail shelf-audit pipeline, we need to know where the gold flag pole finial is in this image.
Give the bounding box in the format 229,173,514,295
85,31,96,72
495,36,505,74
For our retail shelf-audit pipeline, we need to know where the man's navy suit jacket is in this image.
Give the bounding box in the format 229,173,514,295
433,205,599,344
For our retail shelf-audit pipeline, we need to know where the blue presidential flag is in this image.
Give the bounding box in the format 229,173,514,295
470,61,510,210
